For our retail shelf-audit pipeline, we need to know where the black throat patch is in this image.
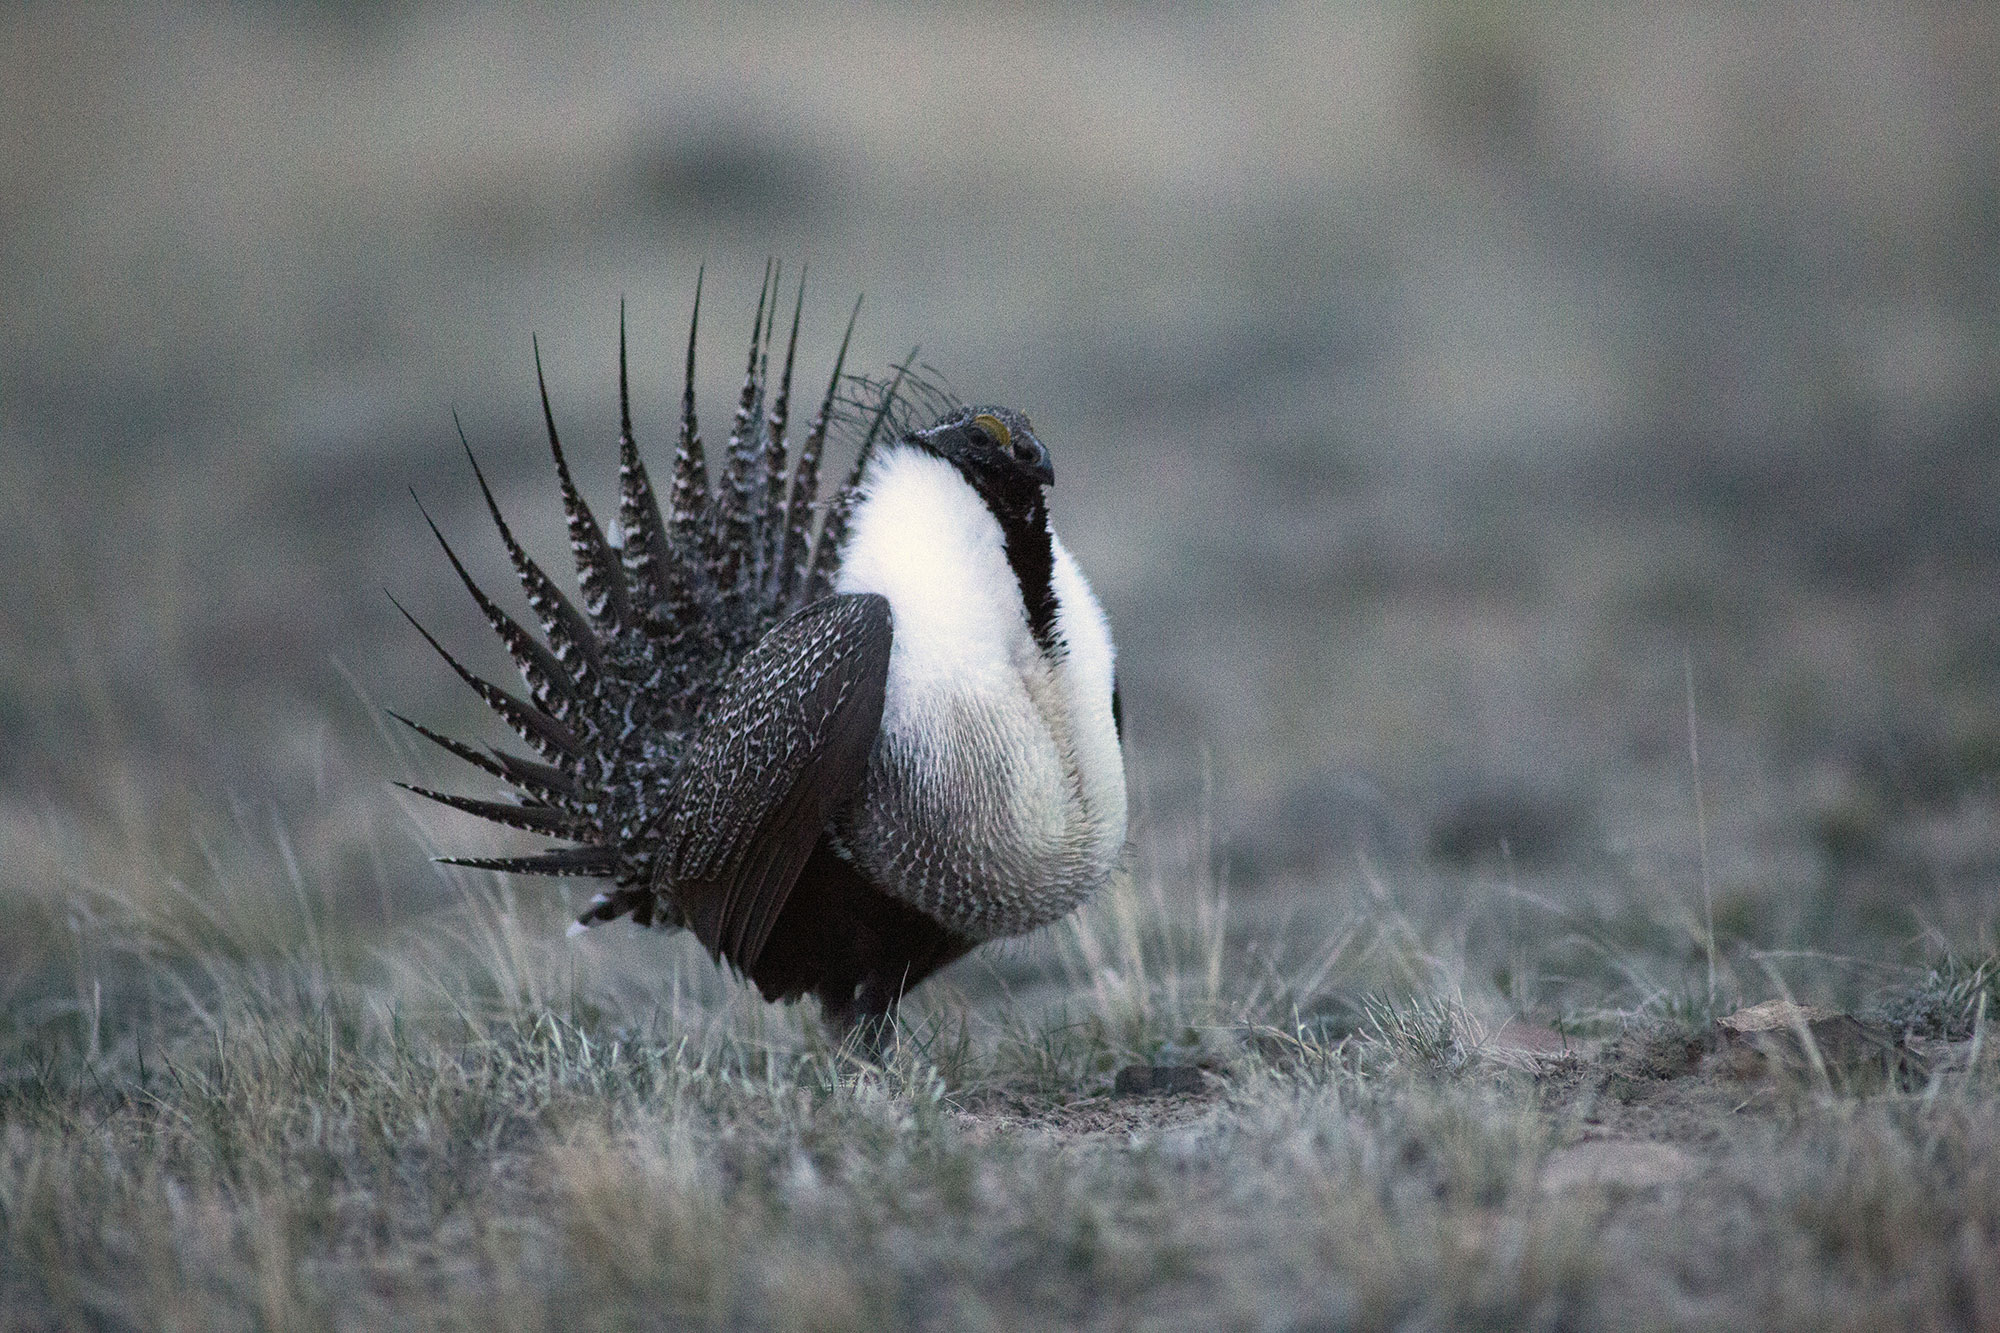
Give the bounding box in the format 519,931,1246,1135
994,492,1060,656
914,421,1063,658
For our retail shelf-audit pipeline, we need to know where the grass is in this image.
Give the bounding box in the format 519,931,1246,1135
1,783,1998,1331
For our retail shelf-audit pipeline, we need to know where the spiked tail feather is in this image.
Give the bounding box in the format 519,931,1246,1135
615,306,716,668
670,270,712,564
388,709,515,785
761,269,806,597
439,848,620,876
535,338,632,635
486,746,581,802
613,302,670,615
412,494,580,722
779,294,859,608
456,418,604,681
396,782,586,837
387,593,584,763
713,259,774,608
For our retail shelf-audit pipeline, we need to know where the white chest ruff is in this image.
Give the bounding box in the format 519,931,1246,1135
833,446,1127,939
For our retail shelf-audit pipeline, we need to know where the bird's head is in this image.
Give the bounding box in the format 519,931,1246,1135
907,406,1052,520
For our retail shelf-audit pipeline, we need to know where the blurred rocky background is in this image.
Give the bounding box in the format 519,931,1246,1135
3,1,1995,987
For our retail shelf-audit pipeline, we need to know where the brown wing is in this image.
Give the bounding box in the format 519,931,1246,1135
658,593,892,972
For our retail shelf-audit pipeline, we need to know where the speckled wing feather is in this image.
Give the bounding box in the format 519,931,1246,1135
661,593,892,971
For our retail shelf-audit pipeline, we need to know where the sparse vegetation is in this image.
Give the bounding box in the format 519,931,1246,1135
2,789,1996,1331
1873,956,2000,1043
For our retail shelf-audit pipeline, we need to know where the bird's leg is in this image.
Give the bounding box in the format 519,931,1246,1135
821,976,902,1065
847,1013,896,1065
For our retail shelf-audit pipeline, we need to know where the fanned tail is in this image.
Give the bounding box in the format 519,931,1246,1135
393,273,955,918
394,782,584,837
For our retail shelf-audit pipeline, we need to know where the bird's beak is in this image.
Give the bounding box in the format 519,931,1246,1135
1025,437,1054,487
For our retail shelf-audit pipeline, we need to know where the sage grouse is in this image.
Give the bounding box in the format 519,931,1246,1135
395,271,1127,1030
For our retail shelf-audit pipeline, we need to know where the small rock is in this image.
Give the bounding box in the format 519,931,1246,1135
1490,1019,1574,1056
1716,1000,1835,1034
1113,1065,1206,1098
1710,1000,1927,1091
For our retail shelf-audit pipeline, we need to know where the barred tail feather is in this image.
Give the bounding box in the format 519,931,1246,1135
486,746,581,802
395,782,585,837
535,338,632,635
387,593,584,763
670,271,711,560
761,270,806,596
388,709,515,785
457,418,604,680
439,848,620,876
614,303,670,614
780,294,860,607
713,259,774,603
616,306,714,657
412,494,579,722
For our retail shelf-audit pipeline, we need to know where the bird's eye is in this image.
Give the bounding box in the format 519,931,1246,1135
973,413,1010,450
